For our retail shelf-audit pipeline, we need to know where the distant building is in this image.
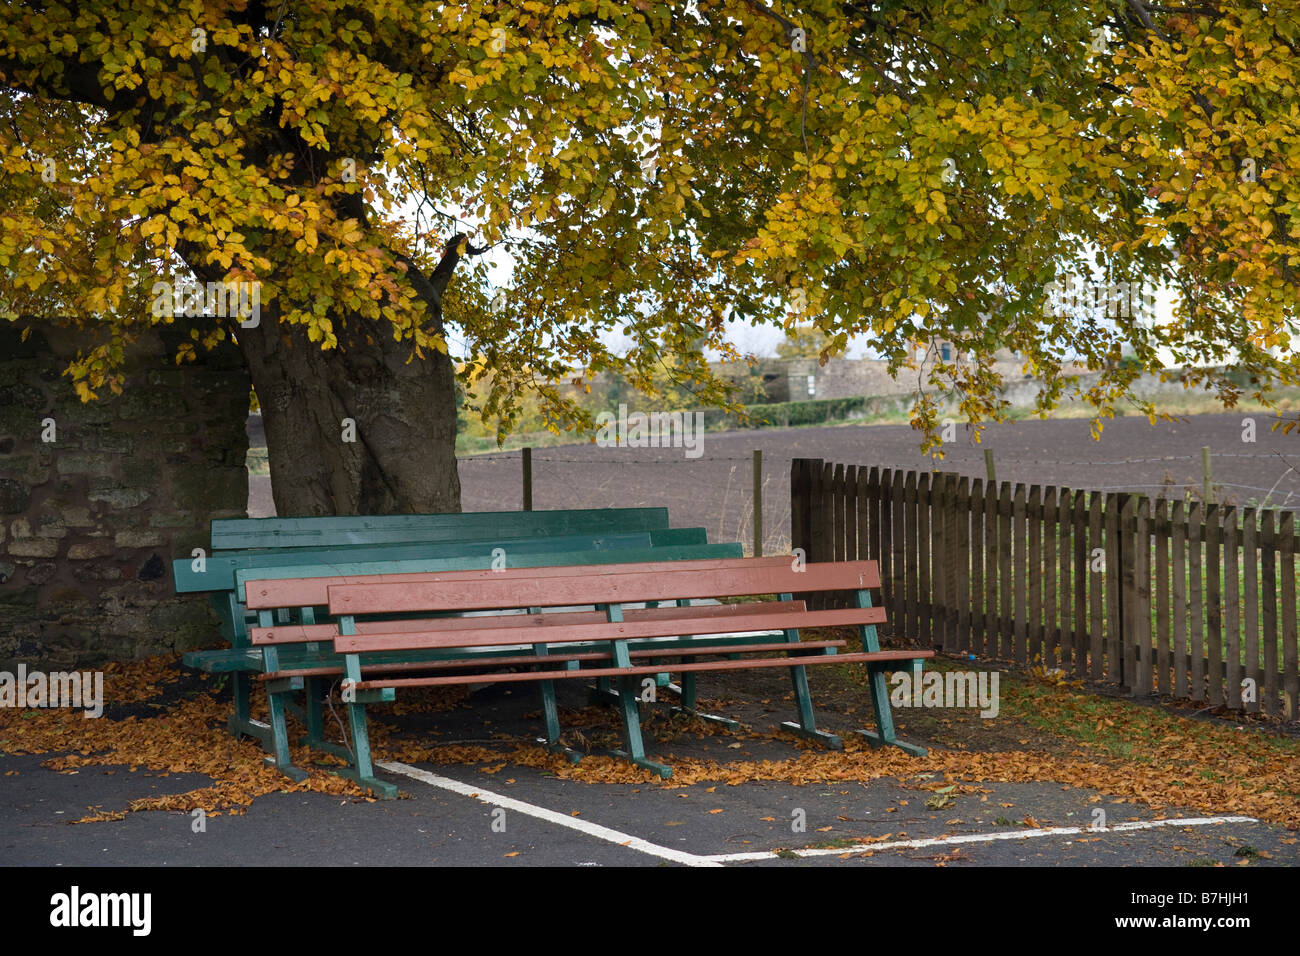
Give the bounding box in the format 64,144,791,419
716,342,1074,405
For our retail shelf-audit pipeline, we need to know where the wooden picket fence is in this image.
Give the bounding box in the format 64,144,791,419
791,458,1300,719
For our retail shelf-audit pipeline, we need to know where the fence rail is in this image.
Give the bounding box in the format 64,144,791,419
791,458,1300,720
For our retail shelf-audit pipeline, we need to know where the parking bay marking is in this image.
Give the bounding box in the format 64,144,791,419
701,816,1262,863
380,762,1259,866
379,760,723,867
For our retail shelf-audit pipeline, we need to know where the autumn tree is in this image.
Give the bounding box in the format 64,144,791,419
2,0,1297,515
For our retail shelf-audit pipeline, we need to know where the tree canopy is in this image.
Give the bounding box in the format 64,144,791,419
2,0,1297,495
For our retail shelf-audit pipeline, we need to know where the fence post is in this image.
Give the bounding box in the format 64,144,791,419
984,447,997,485
820,461,835,567
1188,501,1205,701
1281,511,1297,720
753,449,763,558
790,458,811,558
522,447,533,511
912,472,926,646
1013,483,1028,667
1261,511,1278,716
1205,503,1222,706
832,462,846,563
1135,496,1153,696
1075,490,1091,680
891,470,907,635
1105,493,1124,684
1172,500,1189,698
955,475,971,654
1119,494,1138,692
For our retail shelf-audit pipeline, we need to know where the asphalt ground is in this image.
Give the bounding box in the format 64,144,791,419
2,749,1294,868
4,679,1296,869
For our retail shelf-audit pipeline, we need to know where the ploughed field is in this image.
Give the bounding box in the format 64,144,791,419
248,413,1300,548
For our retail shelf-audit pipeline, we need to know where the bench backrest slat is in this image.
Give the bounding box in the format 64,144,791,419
251,600,810,645
243,544,751,610
174,527,708,594
326,559,878,615
329,604,888,653
218,524,704,559
210,507,670,550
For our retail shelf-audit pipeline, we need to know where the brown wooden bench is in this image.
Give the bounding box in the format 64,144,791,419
240,557,795,782
248,556,932,796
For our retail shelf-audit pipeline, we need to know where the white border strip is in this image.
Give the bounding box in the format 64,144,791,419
700,816,1261,863
379,761,723,867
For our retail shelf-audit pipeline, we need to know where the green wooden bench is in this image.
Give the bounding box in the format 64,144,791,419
181,538,741,770
189,506,683,641
176,507,704,749
189,508,681,639
178,527,707,645
248,556,933,796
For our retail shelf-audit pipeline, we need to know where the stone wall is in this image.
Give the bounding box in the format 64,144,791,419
734,351,1036,404
0,323,250,669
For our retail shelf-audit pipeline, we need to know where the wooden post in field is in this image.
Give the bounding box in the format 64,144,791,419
1201,446,1214,505
522,446,533,511
752,449,763,557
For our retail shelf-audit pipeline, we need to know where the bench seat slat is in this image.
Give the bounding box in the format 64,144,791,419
351,649,933,690
250,600,808,645
257,640,850,681
327,605,888,653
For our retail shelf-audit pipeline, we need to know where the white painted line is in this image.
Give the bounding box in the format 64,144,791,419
381,761,1260,866
378,761,723,867
701,815,1261,863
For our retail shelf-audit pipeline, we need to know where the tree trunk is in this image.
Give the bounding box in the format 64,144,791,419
237,310,461,516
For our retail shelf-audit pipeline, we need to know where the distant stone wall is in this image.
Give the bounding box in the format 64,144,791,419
745,352,1036,404
0,323,249,669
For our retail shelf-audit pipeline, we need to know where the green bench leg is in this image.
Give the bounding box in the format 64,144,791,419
662,674,742,731
295,677,358,764
588,675,614,706
263,683,309,782
608,676,672,779
775,593,842,748
303,677,325,746
856,661,928,756
779,659,843,749
678,671,696,708
226,672,274,746
231,670,251,733
336,704,398,798
534,644,582,764
333,656,398,799
259,647,308,781
852,590,927,756
591,667,741,731
537,679,581,763
220,592,271,744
